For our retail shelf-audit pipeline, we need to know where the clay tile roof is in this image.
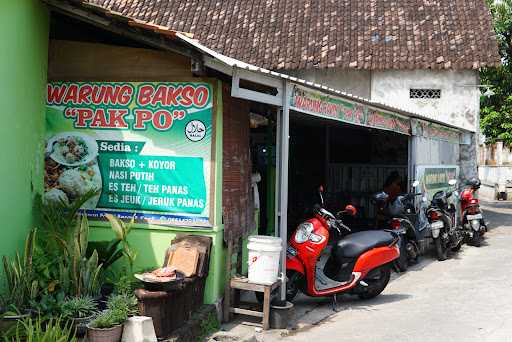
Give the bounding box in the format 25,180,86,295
83,0,500,70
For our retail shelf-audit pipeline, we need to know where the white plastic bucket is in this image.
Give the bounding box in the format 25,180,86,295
247,235,282,285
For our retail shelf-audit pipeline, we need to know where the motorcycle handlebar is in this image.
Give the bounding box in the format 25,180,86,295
403,192,424,201
334,219,352,232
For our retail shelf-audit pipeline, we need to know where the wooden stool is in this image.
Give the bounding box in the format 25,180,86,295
229,277,281,330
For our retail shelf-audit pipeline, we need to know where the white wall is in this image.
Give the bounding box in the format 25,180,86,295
287,68,480,132
287,68,372,99
479,166,512,184
371,70,480,132
288,67,481,178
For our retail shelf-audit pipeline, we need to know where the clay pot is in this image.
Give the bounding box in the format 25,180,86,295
0,311,31,335
87,324,123,342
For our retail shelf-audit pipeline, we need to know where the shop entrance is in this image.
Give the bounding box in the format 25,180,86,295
287,111,409,233
250,109,410,237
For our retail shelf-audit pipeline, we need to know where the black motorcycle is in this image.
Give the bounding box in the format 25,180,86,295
372,181,424,272
426,179,464,261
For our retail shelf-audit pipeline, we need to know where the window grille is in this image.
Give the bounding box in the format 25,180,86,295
409,88,441,99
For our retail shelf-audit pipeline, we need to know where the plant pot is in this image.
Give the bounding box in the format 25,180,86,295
101,283,115,297
71,315,94,338
98,283,114,310
270,301,294,330
0,311,31,334
93,294,107,311
87,324,123,342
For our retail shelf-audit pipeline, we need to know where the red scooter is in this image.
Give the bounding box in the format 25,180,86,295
459,178,487,247
285,187,400,307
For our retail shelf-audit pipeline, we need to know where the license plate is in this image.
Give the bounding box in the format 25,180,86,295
467,214,482,220
287,246,297,257
431,221,444,229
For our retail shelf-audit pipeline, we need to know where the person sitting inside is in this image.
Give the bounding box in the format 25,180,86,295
375,171,403,228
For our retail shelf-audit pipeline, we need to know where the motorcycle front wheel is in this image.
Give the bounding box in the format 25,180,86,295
434,237,448,261
254,270,302,303
357,266,391,300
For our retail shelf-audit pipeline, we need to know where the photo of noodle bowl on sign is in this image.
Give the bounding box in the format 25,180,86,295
44,81,214,227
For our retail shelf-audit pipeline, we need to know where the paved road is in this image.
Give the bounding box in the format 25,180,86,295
265,201,512,342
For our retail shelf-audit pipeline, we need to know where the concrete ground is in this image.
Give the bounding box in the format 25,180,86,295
215,201,512,342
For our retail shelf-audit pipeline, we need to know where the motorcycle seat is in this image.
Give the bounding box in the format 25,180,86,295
334,231,395,259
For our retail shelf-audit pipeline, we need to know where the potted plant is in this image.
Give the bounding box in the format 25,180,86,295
87,308,127,342
2,316,77,342
0,302,32,334
0,229,38,334
106,294,139,317
60,296,97,337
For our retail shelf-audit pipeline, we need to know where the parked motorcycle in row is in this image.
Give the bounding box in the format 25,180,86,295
372,180,424,272
459,178,487,247
427,179,465,261
285,186,400,305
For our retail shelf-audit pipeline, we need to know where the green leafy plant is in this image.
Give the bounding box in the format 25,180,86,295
104,214,138,273
40,189,99,254
60,296,97,319
57,215,103,297
481,0,512,145
109,269,140,296
86,214,138,275
2,316,77,342
481,98,512,145
28,292,65,319
107,294,139,317
88,309,127,329
1,229,39,313
87,239,123,271
32,190,102,300
198,311,220,341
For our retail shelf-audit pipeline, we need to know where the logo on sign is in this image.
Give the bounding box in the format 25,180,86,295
185,120,206,142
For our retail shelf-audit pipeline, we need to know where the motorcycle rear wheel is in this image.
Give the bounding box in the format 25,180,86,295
434,237,448,261
470,231,482,247
357,266,391,300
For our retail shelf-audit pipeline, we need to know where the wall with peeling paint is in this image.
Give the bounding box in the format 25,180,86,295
289,68,480,133
370,69,480,179
371,69,480,132
0,0,49,281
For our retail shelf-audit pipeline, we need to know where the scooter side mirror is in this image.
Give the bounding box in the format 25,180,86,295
318,185,325,206
449,179,457,186
412,180,420,188
344,204,357,216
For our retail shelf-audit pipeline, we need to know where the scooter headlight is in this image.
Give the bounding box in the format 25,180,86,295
294,222,314,243
310,234,323,243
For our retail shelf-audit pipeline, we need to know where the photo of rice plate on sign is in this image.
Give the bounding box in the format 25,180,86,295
44,132,102,208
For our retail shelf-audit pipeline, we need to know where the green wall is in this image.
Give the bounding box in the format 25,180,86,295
0,0,49,279
89,80,226,304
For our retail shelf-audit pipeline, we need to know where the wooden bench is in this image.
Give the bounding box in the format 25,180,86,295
229,277,281,330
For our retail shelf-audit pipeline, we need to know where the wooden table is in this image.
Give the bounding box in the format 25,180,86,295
229,277,281,330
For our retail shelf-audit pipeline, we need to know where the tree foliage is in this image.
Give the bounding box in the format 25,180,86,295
481,0,512,144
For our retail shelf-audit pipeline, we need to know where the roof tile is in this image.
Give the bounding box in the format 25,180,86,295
84,0,500,70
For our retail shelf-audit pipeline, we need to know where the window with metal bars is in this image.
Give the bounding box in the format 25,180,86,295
409,88,441,99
